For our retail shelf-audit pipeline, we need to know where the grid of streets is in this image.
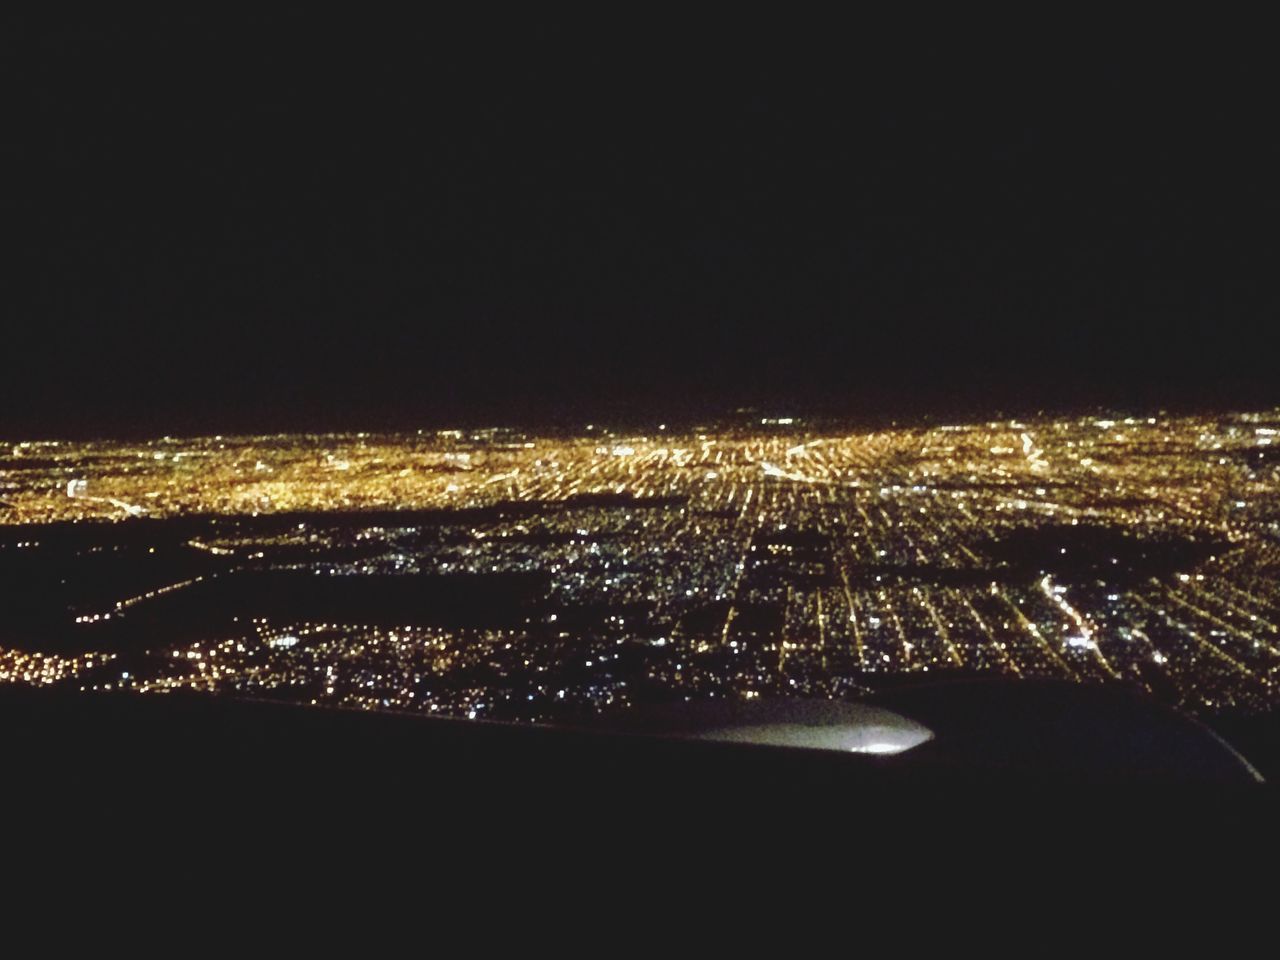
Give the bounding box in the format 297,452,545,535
2,409,1279,725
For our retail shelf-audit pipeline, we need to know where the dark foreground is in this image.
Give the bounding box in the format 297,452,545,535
3,680,1269,803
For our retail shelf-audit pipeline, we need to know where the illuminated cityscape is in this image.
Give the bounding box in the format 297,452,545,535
1,408,1278,732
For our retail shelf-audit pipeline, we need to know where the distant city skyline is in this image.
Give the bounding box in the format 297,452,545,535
4,408,1279,729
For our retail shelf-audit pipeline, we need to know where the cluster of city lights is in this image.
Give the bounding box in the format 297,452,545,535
1,409,1278,721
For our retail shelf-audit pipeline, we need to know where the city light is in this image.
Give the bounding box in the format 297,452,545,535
1,407,1278,724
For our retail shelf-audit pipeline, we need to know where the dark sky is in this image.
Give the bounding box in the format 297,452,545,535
5,16,1279,437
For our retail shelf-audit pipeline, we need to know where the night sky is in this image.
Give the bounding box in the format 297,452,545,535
6,17,1279,437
